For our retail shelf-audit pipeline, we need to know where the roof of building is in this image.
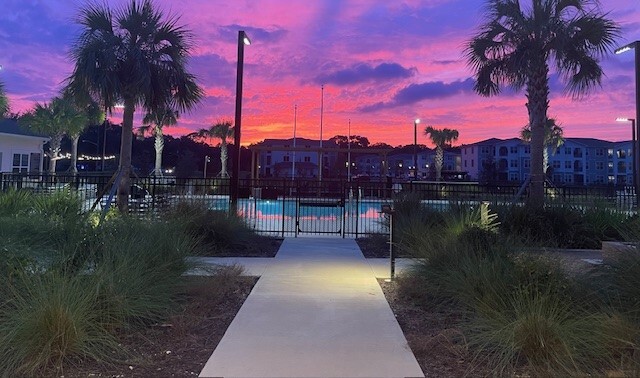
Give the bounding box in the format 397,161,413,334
565,137,612,148
0,118,48,139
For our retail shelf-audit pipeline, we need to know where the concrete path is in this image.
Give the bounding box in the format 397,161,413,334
188,256,416,279
199,238,424,378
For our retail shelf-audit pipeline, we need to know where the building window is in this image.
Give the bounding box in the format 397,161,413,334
565,161,572,169
523,159,530,168
481,146,490,154
617,149,627,158
553,160,561,169
565,147,571,155
304,156,311,162
283,156,290,162
524,146,530,154
510,146,518,154
509,172,519,181
596,148,604,156
471,160,474,167
596,162,604,170
608,149,613,158
510,159,518,168
12,153,29,173
499,147,508,156
266,156,272,165
29,153,41,172
464,160,467,168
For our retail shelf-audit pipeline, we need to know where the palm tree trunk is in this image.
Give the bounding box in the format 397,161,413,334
153,127,164,177
543,148,549,175
49,134,62,175
220,141,228,177
117,97,135,212
526,61,550,209
435,146,444,181
70,135,79,174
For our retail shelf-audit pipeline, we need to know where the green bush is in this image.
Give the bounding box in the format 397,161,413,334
0,273,118,376
499,205,601,249
166,201,256,255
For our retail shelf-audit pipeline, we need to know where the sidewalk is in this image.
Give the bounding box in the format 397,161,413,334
199,237,424,378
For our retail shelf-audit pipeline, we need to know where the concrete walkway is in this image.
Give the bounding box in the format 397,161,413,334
199,238,424,378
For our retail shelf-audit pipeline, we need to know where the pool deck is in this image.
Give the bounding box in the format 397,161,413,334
197,237,424,378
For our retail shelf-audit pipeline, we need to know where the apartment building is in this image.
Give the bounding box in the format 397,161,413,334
462,137,634,185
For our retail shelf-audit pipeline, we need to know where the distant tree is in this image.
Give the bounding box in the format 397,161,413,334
370,142,394,150
20,96,88,174
521,117,564,175
466,0,619,208
139,106,178,176
189,121,234,177
329,135,370,149
424,126,459,181
67,0,203,211
0,81,8,118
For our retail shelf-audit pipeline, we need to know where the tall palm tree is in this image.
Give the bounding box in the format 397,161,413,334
466,0,619,208
19,96,88,174
0,81,8,118
189,121,234,177
424,126,459,181
66,0,202,211
521,117,564,175
140,106,178,176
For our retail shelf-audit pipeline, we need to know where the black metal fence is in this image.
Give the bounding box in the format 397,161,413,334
1,173,636,237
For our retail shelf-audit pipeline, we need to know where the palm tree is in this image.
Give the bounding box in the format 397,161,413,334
140,106,178,176
189,121,234,177
66,0,202,212
424,126,459,181
64,91,104,174
0,81,8,118
521,117,564,175
466,0,619,208
19,96,87,174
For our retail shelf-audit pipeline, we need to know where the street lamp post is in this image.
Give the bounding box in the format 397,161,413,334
616,41,640,208
231,30,251,211
617,118,638,196
348,119,351,182
413,118,420,180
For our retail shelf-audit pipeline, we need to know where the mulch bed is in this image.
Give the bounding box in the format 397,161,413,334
209,236,283,257
54,275,257,377
379,279,490,377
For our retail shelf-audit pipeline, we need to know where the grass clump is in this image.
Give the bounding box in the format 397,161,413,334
0,191,205,376
167,201,258,255
395,200,624,375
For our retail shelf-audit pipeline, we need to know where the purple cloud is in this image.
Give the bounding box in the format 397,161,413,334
315,62,415,85
217,25,288,44
359,78,475,112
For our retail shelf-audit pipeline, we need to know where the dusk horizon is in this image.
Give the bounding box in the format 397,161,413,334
2,0,639,147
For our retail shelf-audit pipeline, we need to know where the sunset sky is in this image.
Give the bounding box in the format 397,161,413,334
1,0,639,148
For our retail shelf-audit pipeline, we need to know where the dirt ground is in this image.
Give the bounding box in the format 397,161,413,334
53,275,257,378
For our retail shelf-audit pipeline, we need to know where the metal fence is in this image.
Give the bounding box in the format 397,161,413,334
1,173,636,237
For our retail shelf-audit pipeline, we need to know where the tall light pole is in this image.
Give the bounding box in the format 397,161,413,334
231,30,250,210
413,118,420,180
617,117,637,194
319,85,324,183
616,41,640,208
347,119,352,182
292,104,297,181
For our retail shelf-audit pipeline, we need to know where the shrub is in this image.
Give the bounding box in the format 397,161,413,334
166,201,256,255
499,205,600,249
84,217,196,327
0,273,118,376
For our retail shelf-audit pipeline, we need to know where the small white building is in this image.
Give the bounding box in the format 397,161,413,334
0,118,49,173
